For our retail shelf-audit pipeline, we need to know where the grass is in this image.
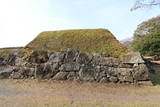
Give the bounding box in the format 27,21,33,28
0,47,23,57
1,79,160,107
26,29,128,57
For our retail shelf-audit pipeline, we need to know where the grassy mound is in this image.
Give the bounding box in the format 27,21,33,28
0,47,23,58
26,29,128,57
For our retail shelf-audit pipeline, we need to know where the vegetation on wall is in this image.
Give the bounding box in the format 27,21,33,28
26,29,128,57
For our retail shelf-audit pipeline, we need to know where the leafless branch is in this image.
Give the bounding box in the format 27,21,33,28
131,0,160,11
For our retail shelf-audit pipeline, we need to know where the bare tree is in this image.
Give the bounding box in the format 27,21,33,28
131,0,160,11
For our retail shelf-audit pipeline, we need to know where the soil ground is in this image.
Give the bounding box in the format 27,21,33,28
0,79,160,107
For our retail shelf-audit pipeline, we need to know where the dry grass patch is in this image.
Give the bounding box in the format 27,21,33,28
0,80,160,107
26,29,128,57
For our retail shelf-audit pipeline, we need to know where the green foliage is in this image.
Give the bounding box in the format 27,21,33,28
26,29,128,57
132,16,160,56
134,16,160,36
132,33,160,56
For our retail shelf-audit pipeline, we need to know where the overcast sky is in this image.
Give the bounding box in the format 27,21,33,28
0,0,159,48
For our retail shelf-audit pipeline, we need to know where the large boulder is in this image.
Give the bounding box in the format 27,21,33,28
119,52,145,64
78,66,95,81
133,64,150,81
118,68,134,82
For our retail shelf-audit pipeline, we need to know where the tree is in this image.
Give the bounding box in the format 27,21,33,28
131,16,160,56
131,0,160,11
132,33,160,56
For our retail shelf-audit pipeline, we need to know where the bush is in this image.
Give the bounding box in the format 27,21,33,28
132,33,160,56
132,16,160,56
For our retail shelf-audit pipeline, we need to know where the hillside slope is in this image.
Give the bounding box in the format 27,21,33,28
26,29,128,57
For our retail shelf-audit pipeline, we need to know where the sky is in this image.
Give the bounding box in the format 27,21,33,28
0,0,159,48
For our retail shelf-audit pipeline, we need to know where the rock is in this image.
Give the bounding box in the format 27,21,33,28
34,64,44,79
108,67,119,76
35,63,58,79
0,48,152,84
10,67,35,79
59,63,81,72
95,71,106,82
78,66,95,81
92,57,119,67
109,76,118,83
49,52,65,64
67,72,77,80
133,64,150,81
137,81,153,86
15,57,26,66
7,54,17,66
64,49,79,63
119,52,145,64
118,68,134,82
118,63,133,68
0,57,6,66
28,50,49,63
0,67,13,79
99,77,109,83
53,72,69,80
76,52,93,64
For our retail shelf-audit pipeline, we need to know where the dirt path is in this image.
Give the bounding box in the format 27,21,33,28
0,80,160,107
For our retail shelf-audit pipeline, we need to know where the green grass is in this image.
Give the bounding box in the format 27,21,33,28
26,29,128,57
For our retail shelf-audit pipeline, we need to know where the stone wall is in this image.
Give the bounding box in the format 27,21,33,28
0,49,152,85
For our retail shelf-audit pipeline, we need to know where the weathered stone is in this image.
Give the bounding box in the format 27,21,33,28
118,68,134,82
35,63,58,79
133,64,150,81
92,57,119,67
108,67,119,76
0,67,13,79
137,81,153,86
118,63,133,68
95,71,106,82
34,64,44,79
78,66,95,81
99,77,109,83
119,52,145,64
10,67,35,79
0,57,6,66
15,57,26,66
53,72,69,80
64,49,79,63
76,52,93,64
59,63,81,72
109,76,118,83
7,54,17,66
49,52,65,64
0,48,152,85
28,50,49,63
67,72,77,80
52,63,59,71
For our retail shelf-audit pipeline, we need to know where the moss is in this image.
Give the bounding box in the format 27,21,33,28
26,29,128,57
